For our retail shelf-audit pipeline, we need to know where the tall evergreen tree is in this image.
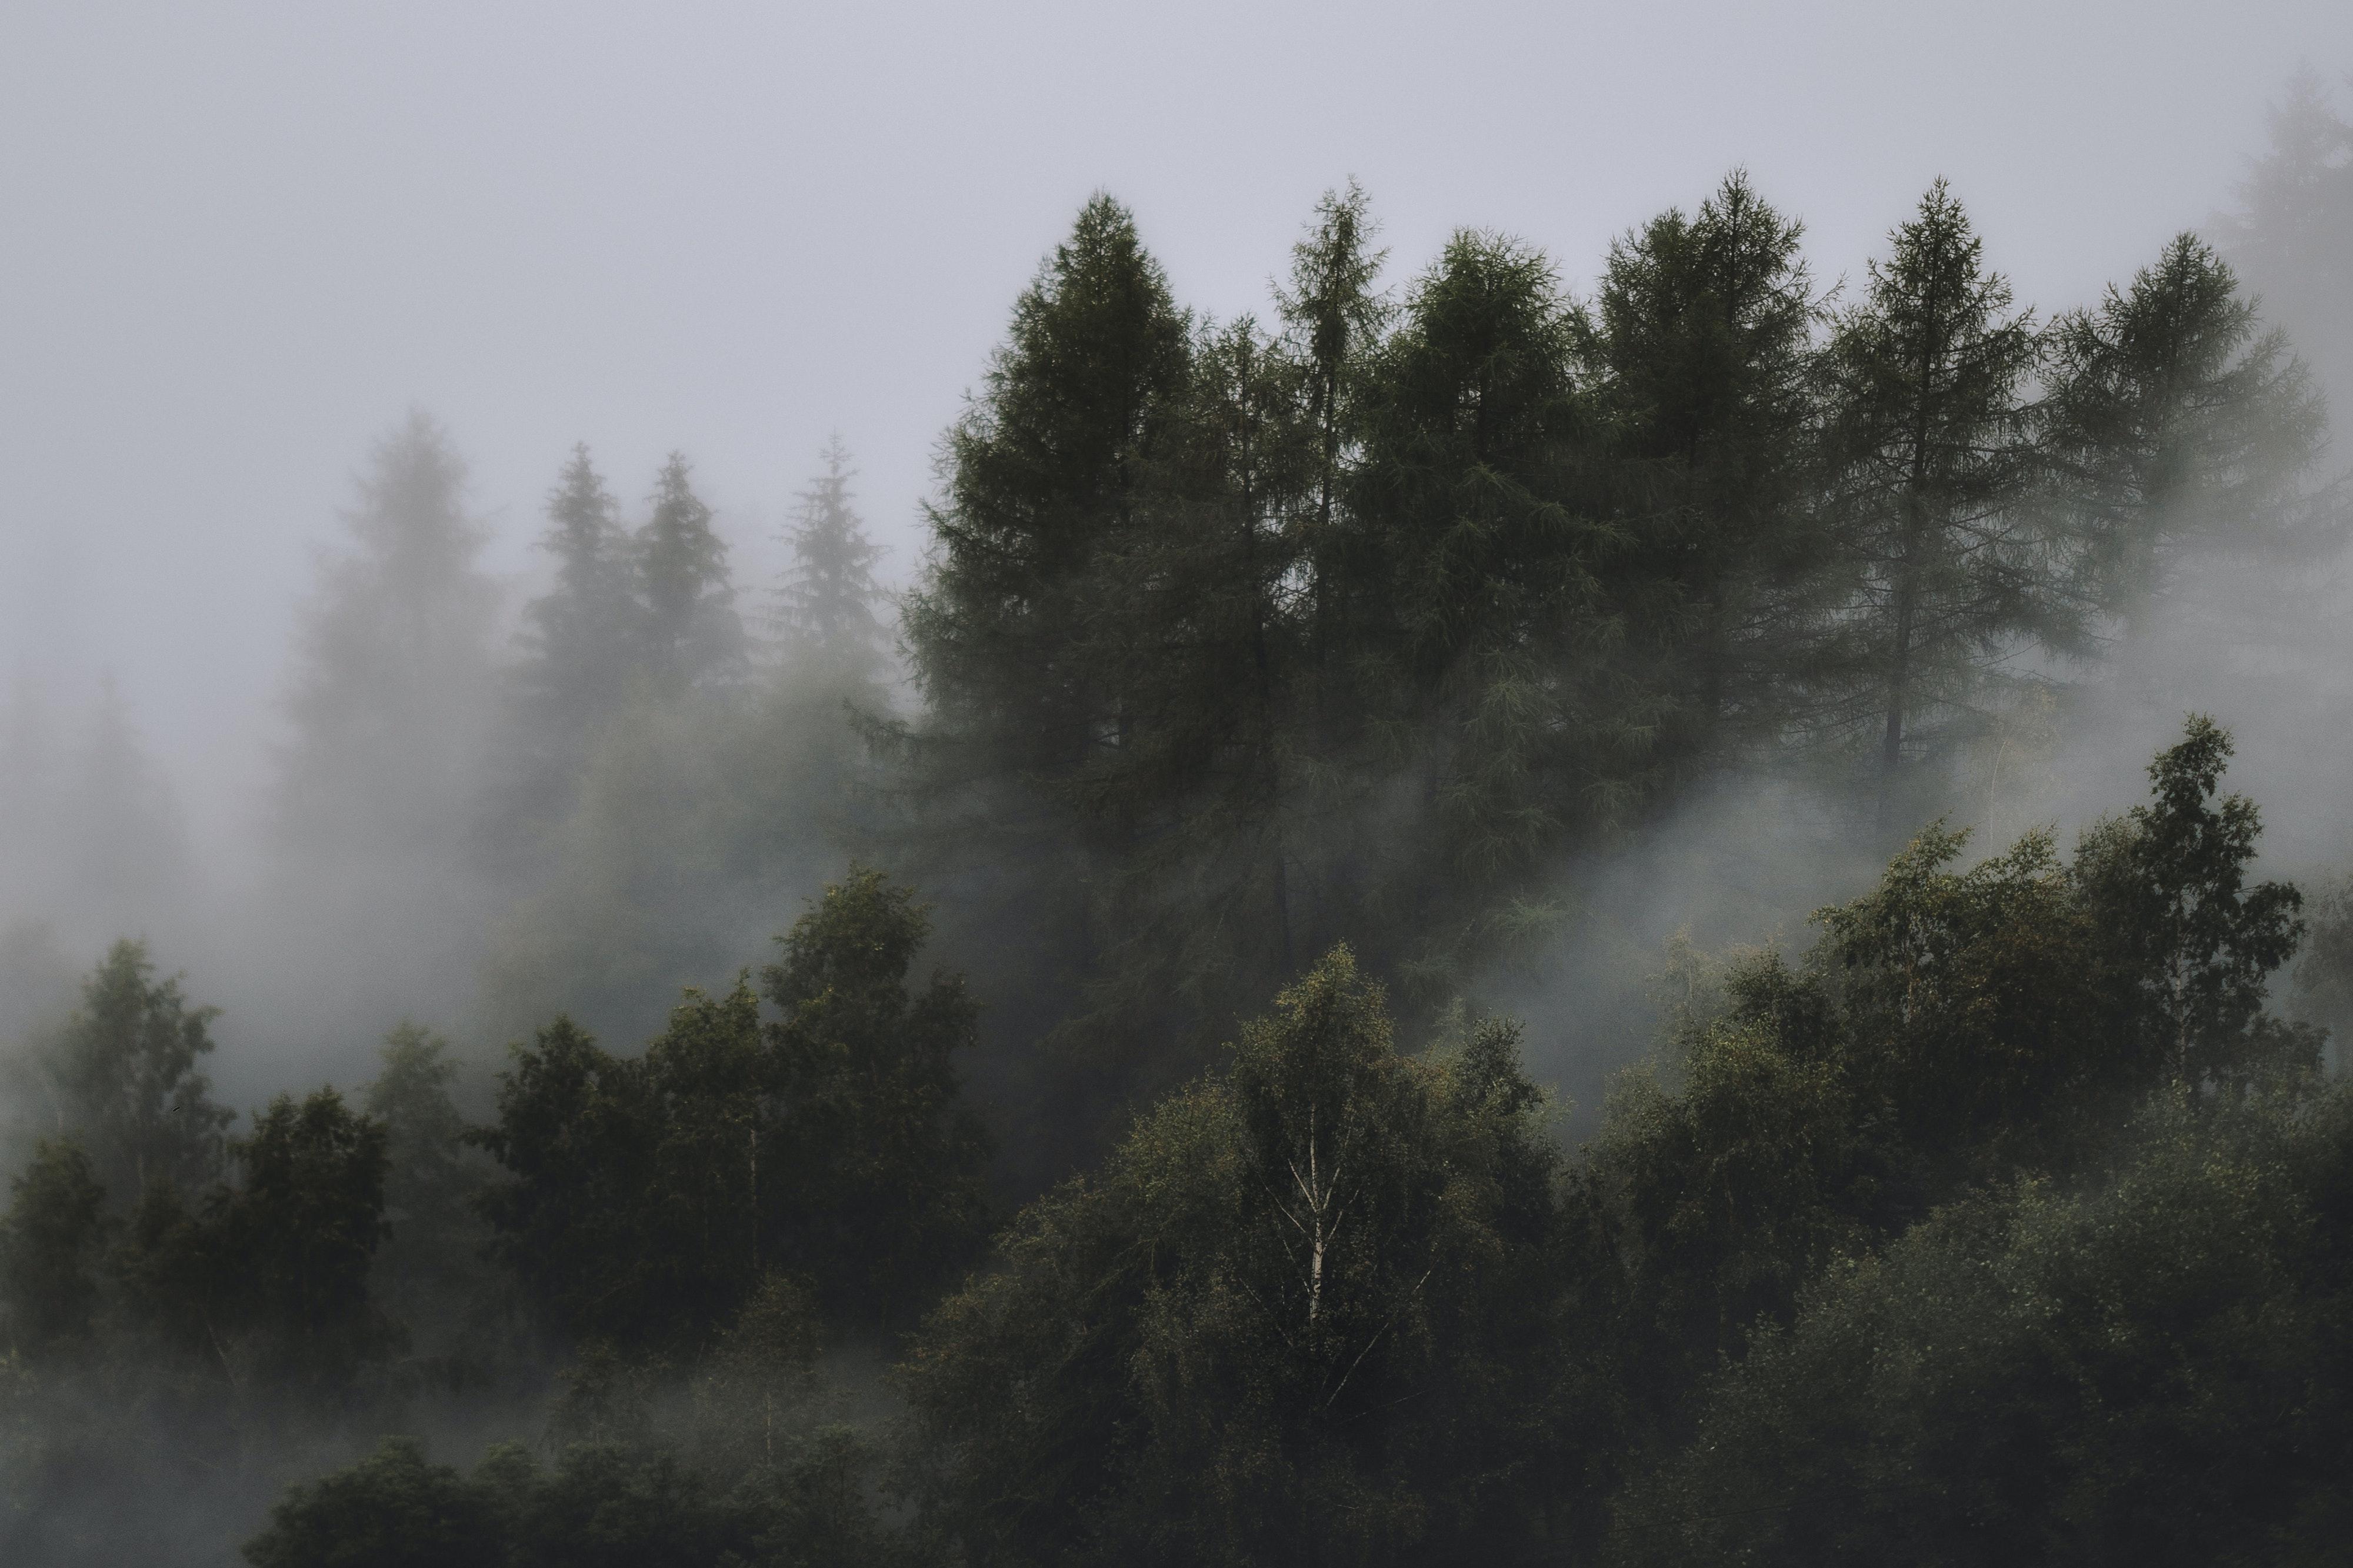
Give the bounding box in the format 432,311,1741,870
635,452,742,693
504,444,640,835
1820,181,2054,806
2218,69,2353,415
1275,181,1389,688
1583,170,1831,768
1346,231,1634,924
903,194,1191,804
276,409,501,860
2041,233,2332,626
775,437,890,691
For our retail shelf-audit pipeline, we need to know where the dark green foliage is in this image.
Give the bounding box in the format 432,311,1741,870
470,1015,666,1345
226,1089,396,1374
245,1427,905,1568
1820,180,2054,794
1609,1090,2353,1568
32,939,232,1200
901,947,1572,1566
121,1088,395,1384
0,1140,111,1355
1581,171,1831,769
476,869,988,1346
761,868,991,1319
1348,229,1624,878
2072,714,2312,1088
1574,719,2315,1480
904,192,1191,795
243,1437,499,1568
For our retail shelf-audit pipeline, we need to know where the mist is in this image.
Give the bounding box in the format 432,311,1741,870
6,5,2353,1564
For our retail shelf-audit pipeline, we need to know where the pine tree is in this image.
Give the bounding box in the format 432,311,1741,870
635,452,742,692
2217,69,2353,414
775,437,889,691
1819,181,2054,806
1583,170,1831,768
903,194,1191,799
277,409,500,859
504,445,640,835
2041,233,2332,626
1347,231,1631,915
1275,181,1389,689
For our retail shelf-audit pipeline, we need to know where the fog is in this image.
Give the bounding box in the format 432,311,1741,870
6,5,2353,1563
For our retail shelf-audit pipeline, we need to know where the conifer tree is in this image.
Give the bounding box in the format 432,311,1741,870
775,437,889,691
1348,231,1631,902
276,410,501,860
635,452,741,692
2041,233,2332,626
904,194,1191,799
1276,181,1389,682
1819,181,2054,804
504,444,639,833
2218,69,2353,413
1583,170,1831,767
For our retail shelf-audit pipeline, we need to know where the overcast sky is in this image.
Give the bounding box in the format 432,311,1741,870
4,0,2351,839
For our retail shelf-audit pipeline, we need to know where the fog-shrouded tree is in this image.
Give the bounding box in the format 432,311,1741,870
775,436,891,692
28,940,231,1203
2219,68,2353,415
362,1022,486,1329
498,444,642,848
277,409,500,862
476,868,988,1346
268,411,502,1039
2042,233,2334,629
1340,227,1649,975
1819,181,2057,809
1582,169,1834,770
635,452,743,693
0,1139,112,1355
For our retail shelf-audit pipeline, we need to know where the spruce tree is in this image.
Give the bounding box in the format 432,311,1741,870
503,444,639,835
1347,231,1630,915
276,410,500,860
2218,69,2353,415
775,436,889,690
2041,233,2332,626
1275,181,1389,686
1583,170,1831,769
635,452,741,692
903,194,1191,799
1819,181,2054,806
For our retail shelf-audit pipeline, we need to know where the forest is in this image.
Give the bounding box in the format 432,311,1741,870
5,70,2353,1568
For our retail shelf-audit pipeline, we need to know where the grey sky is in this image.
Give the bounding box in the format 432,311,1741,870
4,0,2349,842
